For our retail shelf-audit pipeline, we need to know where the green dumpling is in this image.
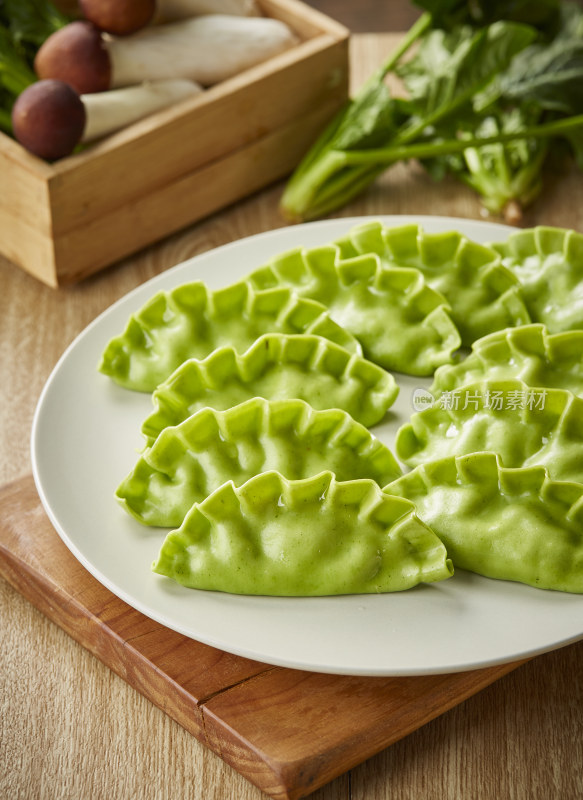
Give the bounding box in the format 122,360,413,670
246,242,460,376
385,452,583,593
334,221,530,346
99,280,360,392
431,324,583,399
491,225,583,333
118,397,402,527
152,470,453,596
396,378,583,483
142,333,399,444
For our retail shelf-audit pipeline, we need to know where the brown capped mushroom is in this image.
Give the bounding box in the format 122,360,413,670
11,79,86,161
34,21,111,95
12,78,202,161
79,0,157,36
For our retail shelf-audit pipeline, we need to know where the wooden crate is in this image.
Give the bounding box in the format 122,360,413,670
0,0,349,287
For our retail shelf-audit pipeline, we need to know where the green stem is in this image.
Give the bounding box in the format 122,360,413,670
336,114,583,167
306,162,384,210
377,12,432,79
291,164,386,221
281,113,583,220
358,12,432,96
281,150,347,218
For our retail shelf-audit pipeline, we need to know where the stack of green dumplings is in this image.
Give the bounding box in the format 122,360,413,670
99,221,583,596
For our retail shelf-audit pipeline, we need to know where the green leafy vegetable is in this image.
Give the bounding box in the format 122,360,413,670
477,4,583,115
0,25,35,132
280,1,583,223
414,0,560,30
435,2,583,218
398,22,536,120
0,0,70,49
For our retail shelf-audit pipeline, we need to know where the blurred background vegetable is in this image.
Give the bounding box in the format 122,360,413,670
281,0,583,223
11,76,201,159
35,14,297,92
34,20,111,93
80,78,201,141
79,0,157,36
11,77,84,158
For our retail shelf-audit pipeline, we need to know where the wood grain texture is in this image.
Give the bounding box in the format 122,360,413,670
1,31,583,800
0,475,524,800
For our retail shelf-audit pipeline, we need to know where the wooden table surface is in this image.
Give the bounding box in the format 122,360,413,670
1,32,583,800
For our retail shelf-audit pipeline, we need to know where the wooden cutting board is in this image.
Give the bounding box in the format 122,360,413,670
0,475,524,800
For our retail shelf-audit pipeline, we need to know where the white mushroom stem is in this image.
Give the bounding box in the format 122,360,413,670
81,78,202,142
155,0,260,22
107,15,298,88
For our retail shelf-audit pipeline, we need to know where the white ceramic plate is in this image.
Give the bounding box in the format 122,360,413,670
31,215,583,676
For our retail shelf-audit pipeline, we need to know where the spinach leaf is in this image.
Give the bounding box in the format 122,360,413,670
331,83,409,151
414,0,560,29
0,0,69,48
479,5,583,116
0,24,36,97
398,22,537,121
